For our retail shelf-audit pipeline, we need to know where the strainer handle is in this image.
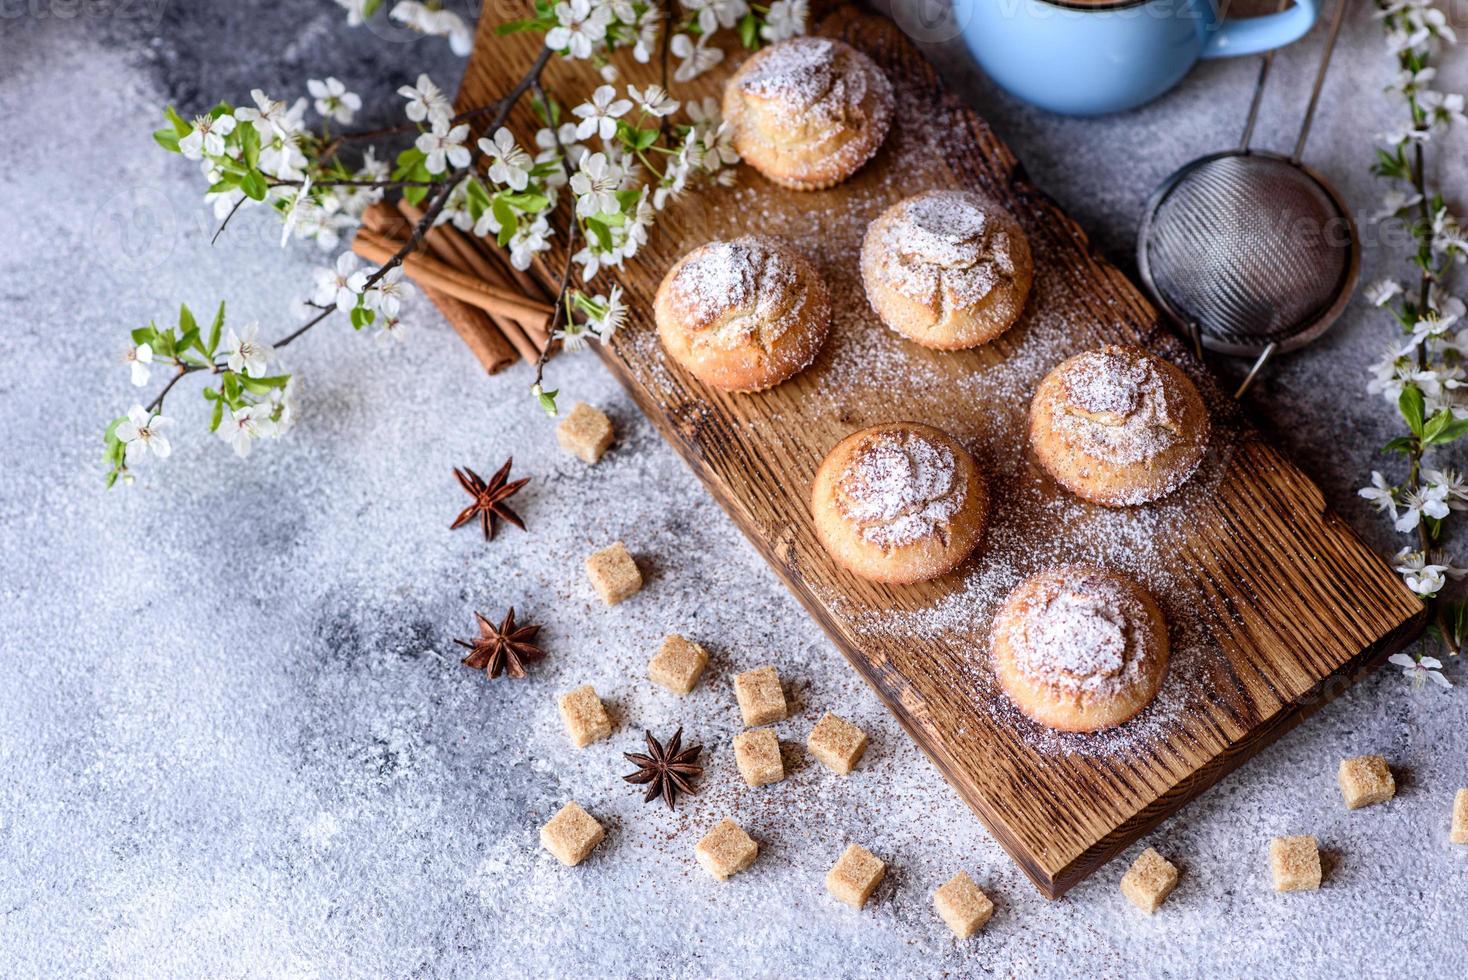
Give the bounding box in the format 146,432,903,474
1200,0,1318,60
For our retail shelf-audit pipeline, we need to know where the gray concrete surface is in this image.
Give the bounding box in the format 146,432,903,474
1,1,1465,976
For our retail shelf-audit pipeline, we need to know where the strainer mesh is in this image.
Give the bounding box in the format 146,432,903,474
1143,154,1353,348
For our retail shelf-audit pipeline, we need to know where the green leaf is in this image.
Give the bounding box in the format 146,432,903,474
500,191,551,213
239,124,260,169
739,11,759,49
209,396,225,432
131,325,158,346
585,216,613,251
497,17,553,35
363,0,385,16
1382,435,1416,455
153,128,182,152
404,185,428,207
239,170,268,201
1399,385,1426,438
350,306,376,330
206,301,225,356
492,196,517,234
1426,415,1468,446
164,105,192,135
239,374,291,395
532,385,559,416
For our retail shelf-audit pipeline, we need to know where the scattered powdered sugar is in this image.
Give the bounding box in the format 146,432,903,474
871,190,1016,313
666,237,802,352
836,429,964,548
1054,346,1180,465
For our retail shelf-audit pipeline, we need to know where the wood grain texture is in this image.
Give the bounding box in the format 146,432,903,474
459,5,1425,898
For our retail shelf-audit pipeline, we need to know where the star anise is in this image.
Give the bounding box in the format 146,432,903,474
451,458,528,540
623,727,703,810
454,607,544,680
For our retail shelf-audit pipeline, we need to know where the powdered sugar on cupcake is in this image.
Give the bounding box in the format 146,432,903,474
1009,573,1152,696
870,190,1018,315
1058,346,1181,465
666,237,803,351
836,429,964,548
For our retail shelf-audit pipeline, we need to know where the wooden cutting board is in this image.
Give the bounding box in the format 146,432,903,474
459,5,1425,897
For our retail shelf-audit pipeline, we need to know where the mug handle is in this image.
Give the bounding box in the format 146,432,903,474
1200,0,1319,59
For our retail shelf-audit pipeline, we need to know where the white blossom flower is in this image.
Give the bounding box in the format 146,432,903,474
570,151,624,218
415,123,471,174
1359,470,1399,517
217,403,276,457
391,2,475,55
123,343,154,387
116,405,173,462
279,175,315,247
397,73,452,128
536,122,587,177
376,314,409,345
1421,466,1468,509
307,77,362,124
546,0,610,60
335,0,369,26
224,322,274,378
573,84,634,141
235,89,291,138
509,216,553,270
362,266,412,318
555,319,593,353
178,112,237,160
573,242,608,282
313,252,364,312
761,0,808,42
701,121,740,170
587,284,627,342
1388,652,1453,689
482,127,533,191
1389,65,1436,92
1395,484,1451,531
268,378,297,436
206,186,248,221
671,33,724,82
1365,279,1403,307
1421,89,1467,128
1375,189,1424,220
683,0,747,35
628,83,679,118
632,7,662,63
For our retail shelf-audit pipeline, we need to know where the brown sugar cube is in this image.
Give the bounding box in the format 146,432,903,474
1269,836,1322,892
933,871,994,938
1338,755,1395,810
557,402,614,464
584,542,642,605
807,712,869,775
733,728,785,787
649,634,708,695
1120,847,1179,914
733,665,787,726
826,843,886,909
539,801,605,866
1453,789,1468,844
695,818,759,881
558,684,612,748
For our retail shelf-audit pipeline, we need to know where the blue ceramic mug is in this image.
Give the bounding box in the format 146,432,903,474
960,0,1320,116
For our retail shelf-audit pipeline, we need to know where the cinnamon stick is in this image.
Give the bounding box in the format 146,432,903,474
392,202,544,360
350,228,554,337
360,204,517,373
397,203,551,349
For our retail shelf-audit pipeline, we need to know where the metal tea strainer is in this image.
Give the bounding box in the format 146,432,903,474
1137,0,1358,397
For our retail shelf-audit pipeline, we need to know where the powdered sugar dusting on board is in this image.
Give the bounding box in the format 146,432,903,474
837,429,964,548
